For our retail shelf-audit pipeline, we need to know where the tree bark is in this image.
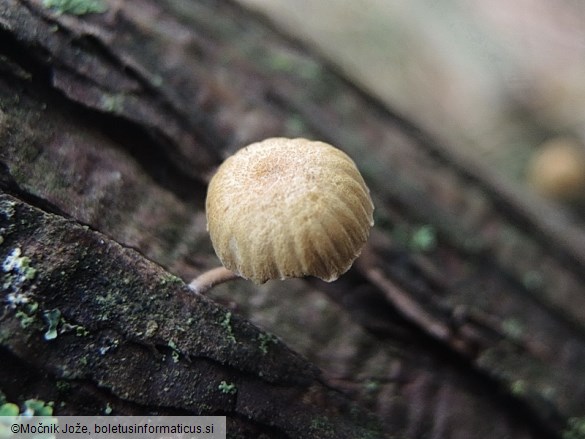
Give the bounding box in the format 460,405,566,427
1,1,584,438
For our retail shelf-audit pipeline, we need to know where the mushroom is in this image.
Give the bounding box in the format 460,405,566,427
527,137,585,202
189,137,374,293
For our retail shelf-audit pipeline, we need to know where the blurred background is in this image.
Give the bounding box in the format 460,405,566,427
237,0,585,216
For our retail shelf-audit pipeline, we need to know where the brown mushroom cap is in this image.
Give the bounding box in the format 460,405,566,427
527,137,585,201
206,137,374,284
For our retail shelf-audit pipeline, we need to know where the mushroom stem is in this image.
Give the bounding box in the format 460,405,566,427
189,266,241,294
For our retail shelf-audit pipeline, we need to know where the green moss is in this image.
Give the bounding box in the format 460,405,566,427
502,318,524,340
167,339,180,363
23,399,53,416
100,94,125,113
159,273,183,287
0,199,16,220
220,311,236,343
37,310,89,339
43,309,61,341
364,379,380,393
257,332,278,355
42,0,107,15
410,225,437,252
510,380,526,396
0,399,55,439
59,316,79,332
564,417,585,439
218,381,236,395
0,402,19,416
78,355,89,367
14,310,36,328
74,325,90,337
2,247,37,284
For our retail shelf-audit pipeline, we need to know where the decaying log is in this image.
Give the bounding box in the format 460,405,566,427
1,1,584,438
0,192,380,437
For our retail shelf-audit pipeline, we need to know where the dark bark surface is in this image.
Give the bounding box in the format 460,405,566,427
1,1,584,438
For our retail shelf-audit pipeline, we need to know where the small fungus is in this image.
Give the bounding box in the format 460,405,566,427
190,137,374,293
527,137,585,201
218,381,237,395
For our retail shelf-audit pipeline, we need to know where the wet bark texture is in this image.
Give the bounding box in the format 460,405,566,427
1,1,584,438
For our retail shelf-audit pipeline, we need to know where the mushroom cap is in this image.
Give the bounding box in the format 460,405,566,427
527,137,585,201
206,137,374,284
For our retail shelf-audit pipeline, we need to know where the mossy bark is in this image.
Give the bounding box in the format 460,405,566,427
1,1,584,438
0,192,379,437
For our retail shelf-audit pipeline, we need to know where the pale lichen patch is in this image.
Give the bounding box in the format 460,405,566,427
43,309,61,341
2,247,37,284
